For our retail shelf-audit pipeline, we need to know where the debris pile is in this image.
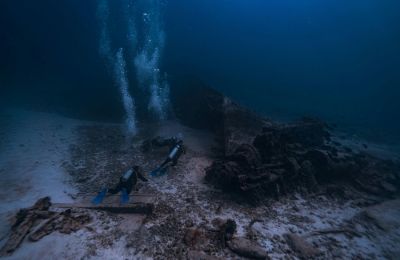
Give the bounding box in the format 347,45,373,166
183,218,269,259
170,79,400,200
206,108,400,200
0,197,91,256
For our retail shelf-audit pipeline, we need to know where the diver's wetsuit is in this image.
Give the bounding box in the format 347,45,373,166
109,166,148,195
159,139,185,168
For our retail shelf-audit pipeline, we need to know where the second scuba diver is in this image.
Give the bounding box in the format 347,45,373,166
92,165,148,205
150,134,185,177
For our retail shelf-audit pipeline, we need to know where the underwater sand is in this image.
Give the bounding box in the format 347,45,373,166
0,110,399,259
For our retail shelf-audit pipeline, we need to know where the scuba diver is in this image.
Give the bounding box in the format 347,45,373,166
92,166,148,205
150,134,185,177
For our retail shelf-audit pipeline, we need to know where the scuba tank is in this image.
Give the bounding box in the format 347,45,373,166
168,134,184,160
168,144,181,159
122,169,134,182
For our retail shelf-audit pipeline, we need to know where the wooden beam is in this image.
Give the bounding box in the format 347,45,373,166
52,202,154,214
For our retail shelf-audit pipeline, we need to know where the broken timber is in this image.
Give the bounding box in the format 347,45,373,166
53,202,154,214
53,193,155,214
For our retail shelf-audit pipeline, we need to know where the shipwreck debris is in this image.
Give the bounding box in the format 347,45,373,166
206,113,400,200
0,194,155,256
175,81,400,201
284,233,321,259
53,202,154,214
29,209,91,242
0,197,92,256
53,193,155,215
227,237,270,260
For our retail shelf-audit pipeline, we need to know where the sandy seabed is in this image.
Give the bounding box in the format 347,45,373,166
0,110,399,259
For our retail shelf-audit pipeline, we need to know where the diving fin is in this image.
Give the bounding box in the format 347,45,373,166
158,167,169,176
120,188,129,204
92,188,108,205
150,166,169,177
150,167,161,177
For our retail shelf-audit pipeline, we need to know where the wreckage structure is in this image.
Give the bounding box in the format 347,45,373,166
1,82,399,259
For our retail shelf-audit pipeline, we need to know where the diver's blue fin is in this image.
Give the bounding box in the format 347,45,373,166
150,167,161,177
92,188,108,205
120,188,129,204
150,166,170,177
158,167,169,176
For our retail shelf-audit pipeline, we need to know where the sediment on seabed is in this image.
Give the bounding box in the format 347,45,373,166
0,85,399,259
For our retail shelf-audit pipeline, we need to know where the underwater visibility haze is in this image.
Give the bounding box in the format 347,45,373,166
1,0,400,139
0,0,400,259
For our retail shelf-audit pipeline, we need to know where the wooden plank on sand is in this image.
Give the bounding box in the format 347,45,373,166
53,202,154,214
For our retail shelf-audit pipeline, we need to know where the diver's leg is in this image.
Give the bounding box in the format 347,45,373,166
138,171,148,182
159,158,171,168
171,158,178,166
108,183,122,195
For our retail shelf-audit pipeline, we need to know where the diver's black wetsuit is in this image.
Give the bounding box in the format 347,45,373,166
109,166,148,195
159,139,185,168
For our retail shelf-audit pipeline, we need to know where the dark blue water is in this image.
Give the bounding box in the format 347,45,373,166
1,0,399,142
164,0,400,140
